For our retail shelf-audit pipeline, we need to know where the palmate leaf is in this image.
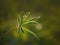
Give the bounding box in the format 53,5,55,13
17,12,40,40
22,26,40,40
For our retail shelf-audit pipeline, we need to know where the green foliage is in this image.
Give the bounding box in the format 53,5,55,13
17,11,40,40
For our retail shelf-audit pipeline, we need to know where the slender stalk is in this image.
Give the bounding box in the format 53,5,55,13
0,28,15,38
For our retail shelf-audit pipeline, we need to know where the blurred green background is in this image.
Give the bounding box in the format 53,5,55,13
0,0,60,45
